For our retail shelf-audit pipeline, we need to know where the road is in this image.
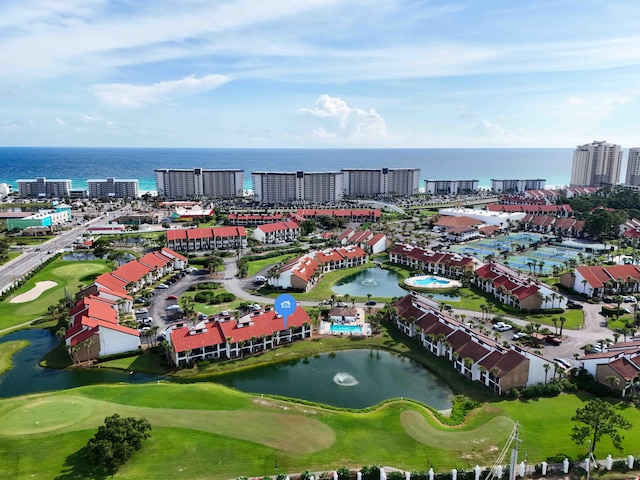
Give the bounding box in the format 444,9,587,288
1,215,619,364
0,209,128,294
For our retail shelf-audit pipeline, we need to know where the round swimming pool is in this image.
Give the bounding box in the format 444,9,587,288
404,275,461,289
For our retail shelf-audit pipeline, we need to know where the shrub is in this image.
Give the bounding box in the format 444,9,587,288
336,467,352,480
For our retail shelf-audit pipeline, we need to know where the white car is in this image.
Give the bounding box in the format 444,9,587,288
493,322,512,332
156,284,169,289
512,332,527,340
135,308,148,315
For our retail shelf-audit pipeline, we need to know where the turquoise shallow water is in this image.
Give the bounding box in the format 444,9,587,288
0,147,573,193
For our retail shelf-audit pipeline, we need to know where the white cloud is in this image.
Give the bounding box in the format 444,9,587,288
300,95,387,142
55,117,65,126
563,94,633,121
91,74,230,107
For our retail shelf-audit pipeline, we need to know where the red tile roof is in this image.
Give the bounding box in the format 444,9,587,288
257,221,300,233
607,357,640,381
171,307,311,353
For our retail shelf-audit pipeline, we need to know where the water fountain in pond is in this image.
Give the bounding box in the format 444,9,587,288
333,372,358,386
360,278,377,286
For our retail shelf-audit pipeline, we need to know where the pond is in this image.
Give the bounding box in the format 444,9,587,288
0,329,159,398
0,332,453,411
332,268,407,298
213,349,453,410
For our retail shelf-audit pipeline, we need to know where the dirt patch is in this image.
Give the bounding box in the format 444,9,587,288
9,281,58,303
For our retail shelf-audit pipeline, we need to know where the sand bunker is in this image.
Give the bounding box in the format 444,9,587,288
10,281,58,304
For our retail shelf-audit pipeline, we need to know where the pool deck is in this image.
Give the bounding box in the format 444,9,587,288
404,275,462,289
319,307,371,336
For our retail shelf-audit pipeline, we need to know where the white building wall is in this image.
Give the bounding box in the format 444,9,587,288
99,328,140,356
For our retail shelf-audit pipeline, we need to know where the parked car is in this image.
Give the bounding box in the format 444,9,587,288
365,300,377,306
493,322,512,332
135,308,148,315
156,284,169,289
566,301,583,309
512,332,527,340
623,295,637,303
336,302,348,308
167,295,178,300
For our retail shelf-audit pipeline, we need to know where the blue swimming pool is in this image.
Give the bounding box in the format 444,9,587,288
414,277,450,286
330,324,363,334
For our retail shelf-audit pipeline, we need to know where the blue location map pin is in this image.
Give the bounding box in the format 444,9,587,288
274,293,297,329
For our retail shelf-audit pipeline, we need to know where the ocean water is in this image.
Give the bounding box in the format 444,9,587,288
0,147,574,194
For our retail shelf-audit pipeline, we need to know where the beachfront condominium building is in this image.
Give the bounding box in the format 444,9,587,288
570,140,623,187
425,179,479,195
87,177,139,198
341,168,421,197
252,171,344,204
17,177,71,198
490,179,546,193
625,148,640,187
155,168,244,199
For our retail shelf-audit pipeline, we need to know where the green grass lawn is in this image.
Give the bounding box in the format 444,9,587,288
1,382,639,479
0,251,21,266
0,259,111,331
0,340,29,374
247,253,298,278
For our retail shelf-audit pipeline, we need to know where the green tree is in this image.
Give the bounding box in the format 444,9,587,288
299,219,317,235
0,235,10,258
570,399,632,453
85,414,152,473
584,209,625,241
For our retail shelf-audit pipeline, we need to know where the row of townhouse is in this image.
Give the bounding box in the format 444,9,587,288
486,203,574,217
388,244,476,278
519,215,585,237
270,245,369,292
580,340,640,396
336,228,387,254
392,293,553,394
475,263,567,311
502,187,598,204
166,226,247,252
252,221,301,244
296,208,381,223
65,248,188,363
228,212,285,226
167,306,313,366
560,264,640,298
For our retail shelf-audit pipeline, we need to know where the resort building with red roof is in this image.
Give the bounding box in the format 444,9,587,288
389,244,476,279
167,306,312,366
252,221,301,244
166,226,247,252
337,228,387,254
269,246,368,292
65,247,187,362
228,212,284,226
392,292,553,394
579,341,640,396
475,262,567,311
560,265,640,298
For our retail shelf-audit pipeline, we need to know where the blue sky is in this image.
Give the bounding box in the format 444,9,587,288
1,0,639,148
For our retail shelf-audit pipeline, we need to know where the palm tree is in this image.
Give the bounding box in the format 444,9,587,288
83,338,95,364
70,345,81,366
552,318,559,335
463,357,474,378
605,375,621,392
543,363,550,384
581,344,594,356
558,316,567,336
